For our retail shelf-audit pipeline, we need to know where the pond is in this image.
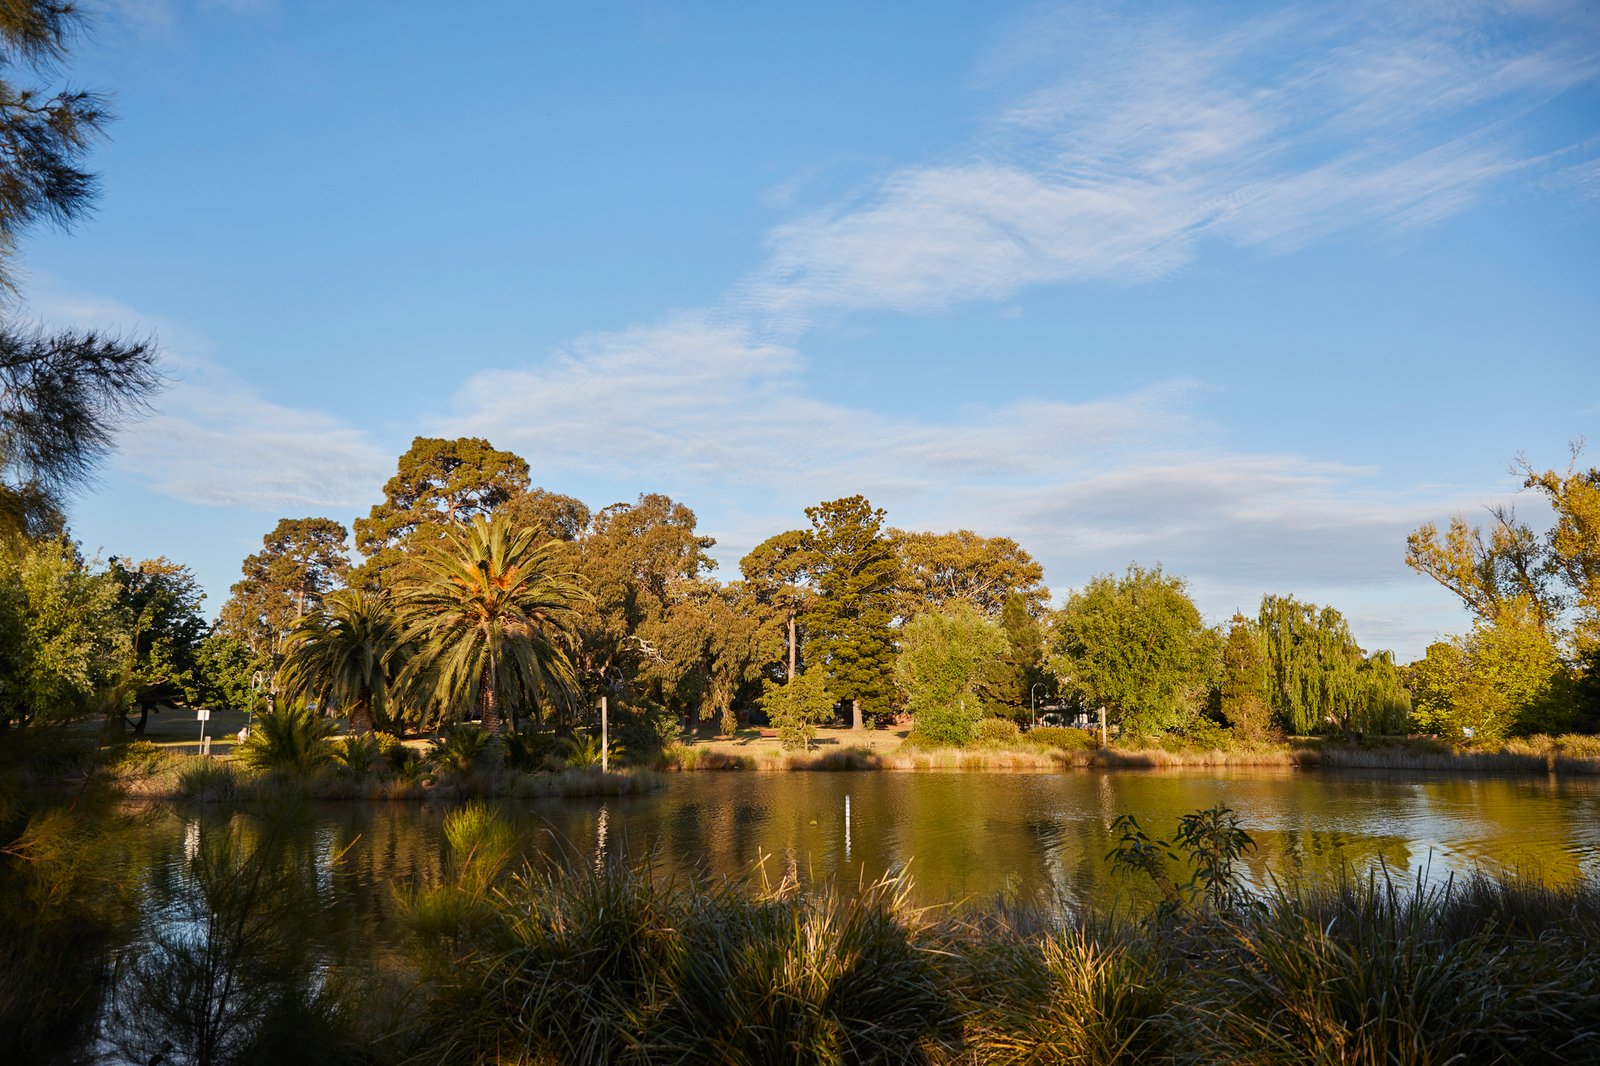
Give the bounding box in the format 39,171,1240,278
143,767,1600,912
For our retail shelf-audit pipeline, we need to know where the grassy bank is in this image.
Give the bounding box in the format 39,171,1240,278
664,728,1600,775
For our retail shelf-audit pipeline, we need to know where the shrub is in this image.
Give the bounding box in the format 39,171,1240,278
175,759,239,803
331,733,383,776
972,716,1023,748
1160,716,1235,752
558,729,625,769
1026,726,1096,752
235,704,337,776
503,724,564,772
427,724,491,779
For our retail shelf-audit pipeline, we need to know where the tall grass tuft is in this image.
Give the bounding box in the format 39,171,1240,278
1195,872,1600,1064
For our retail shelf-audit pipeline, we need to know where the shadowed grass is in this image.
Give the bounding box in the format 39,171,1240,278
383,803,1600,1065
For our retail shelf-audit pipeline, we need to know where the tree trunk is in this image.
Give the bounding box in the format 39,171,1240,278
851,698,862,731
480,674,501,737
350,693,374,735
480,673,506,769
787,611,797,683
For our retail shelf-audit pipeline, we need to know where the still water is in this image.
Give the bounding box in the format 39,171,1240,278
150,768,1600,911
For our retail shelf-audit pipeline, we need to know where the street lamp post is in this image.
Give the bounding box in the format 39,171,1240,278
1031,683,1047,726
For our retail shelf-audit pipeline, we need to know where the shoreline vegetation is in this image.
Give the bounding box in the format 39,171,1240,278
77,725,1600,806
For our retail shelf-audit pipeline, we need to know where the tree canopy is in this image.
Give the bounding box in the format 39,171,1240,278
354,436,530,584
1049,565,1217,739
218,517,351,659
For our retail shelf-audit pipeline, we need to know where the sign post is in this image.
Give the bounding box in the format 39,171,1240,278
601,696,609,773
197,707,211,757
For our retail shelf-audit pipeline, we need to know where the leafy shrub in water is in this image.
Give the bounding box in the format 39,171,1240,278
407,854,957,1065
503,723,564,771
236,704,337,776
559,728,625,769
1162,715,1235,752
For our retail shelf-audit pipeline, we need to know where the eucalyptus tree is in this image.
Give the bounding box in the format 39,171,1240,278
398,514,586,746
740,528,813,682
218,518,351,659
569,493,714,702
277,588,408,735
354,436,530,586
890,528,1047,620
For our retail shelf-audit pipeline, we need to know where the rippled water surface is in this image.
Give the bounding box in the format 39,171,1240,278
143,768,1600,911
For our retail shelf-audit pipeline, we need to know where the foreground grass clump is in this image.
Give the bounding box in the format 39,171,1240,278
377,805,1600,1065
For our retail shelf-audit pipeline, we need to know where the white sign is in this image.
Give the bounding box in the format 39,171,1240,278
197,709,210,722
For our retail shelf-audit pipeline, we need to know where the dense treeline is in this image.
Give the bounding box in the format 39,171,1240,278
3,432,1597,756
155,435,1592,753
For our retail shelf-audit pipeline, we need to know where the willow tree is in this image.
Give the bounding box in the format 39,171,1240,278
1257,595,1407,735
398,514,586,746
277,589,407,735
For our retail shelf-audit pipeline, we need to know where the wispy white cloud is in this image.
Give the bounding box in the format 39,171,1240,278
736,0,1600,327
35,291,389,511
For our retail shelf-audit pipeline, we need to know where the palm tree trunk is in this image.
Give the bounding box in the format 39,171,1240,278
480,671,501,737
480,670,505,770
350,692,374,734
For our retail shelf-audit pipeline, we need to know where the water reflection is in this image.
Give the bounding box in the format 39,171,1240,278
117,769,1600,918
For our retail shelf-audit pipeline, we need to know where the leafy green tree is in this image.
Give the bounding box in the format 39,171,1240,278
353,437,530,584
399,514,586,747
217,517,350,660
277,589,408,735
193,633,267,712
889,528,1047,619
760,668,834,750
1407,446,1599,654
1218,613,1274,741
1409,606,1572,741
801,496,899,728
0,537,127,731
896,603,1010,746
569,493,715,708
642,580,777,734
499,488,591,543
0,3,159,539
1048,565,1217,740
1516,450,1600,656
108,557,208,731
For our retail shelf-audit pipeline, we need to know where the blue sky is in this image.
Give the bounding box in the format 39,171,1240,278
26,0,1600,659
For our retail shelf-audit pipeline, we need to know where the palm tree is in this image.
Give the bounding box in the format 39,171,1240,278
398,513,586,744
277,588,407,735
